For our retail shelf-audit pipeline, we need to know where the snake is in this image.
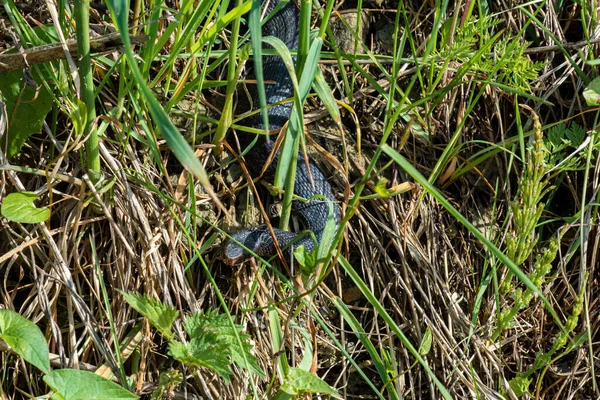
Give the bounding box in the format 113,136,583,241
224,0,340,265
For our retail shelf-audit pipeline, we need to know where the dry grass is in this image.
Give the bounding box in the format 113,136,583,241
1,0,599,399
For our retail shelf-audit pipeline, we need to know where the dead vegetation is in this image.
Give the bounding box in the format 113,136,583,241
0,0,599,399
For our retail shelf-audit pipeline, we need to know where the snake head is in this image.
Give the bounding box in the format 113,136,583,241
224,225,303,265
223,226,273,265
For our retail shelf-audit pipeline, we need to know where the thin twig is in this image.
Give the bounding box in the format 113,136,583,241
0,33,149,72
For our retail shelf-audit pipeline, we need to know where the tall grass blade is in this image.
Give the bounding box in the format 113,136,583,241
381,144,565,331
105,0,226,214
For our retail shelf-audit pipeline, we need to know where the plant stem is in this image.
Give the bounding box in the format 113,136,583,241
74,0,100,183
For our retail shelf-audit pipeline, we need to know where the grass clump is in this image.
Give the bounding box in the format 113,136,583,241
1,1,599,399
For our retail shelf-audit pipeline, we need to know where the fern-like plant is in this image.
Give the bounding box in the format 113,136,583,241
494,109,556,340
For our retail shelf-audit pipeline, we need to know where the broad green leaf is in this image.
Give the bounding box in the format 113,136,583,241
0,69,54,158
1,192,50,224
44,369,137,399
214,332,264,378
508,376,531,397
183,311,217,338
184,310,265,378
418,327,432,356
279,367,339,397
168,337,232,383
119,291,178,340
0,309,51,374
293,245,318,275
583,77,600,106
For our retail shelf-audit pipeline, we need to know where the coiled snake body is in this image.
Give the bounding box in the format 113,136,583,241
225,0,340,265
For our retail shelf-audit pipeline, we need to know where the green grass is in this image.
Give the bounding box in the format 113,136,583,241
0,0,598,398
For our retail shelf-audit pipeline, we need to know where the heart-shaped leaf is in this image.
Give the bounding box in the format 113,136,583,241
1,192,50,223
0,309,51,374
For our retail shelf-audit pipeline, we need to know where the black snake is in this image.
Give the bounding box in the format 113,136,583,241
224,0,340,264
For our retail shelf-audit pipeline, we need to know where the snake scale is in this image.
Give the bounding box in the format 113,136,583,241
224,0,340,265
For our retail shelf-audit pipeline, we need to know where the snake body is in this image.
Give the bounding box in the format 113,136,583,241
225,0,340,265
